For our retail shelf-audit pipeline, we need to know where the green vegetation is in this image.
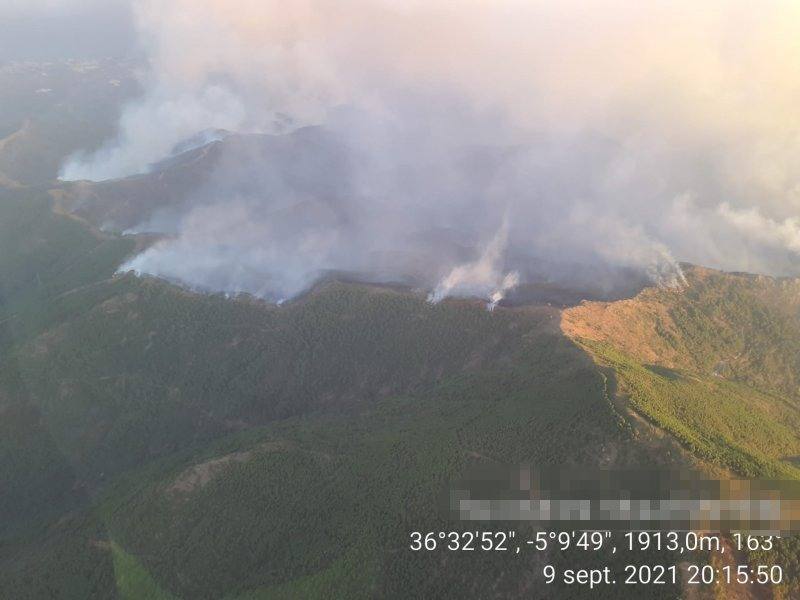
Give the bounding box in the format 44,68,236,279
565,265,800,399
584,340,800,479
96,355,624,599
575,342,800,598
0,511,117,600
1,187,798,597
111,542,177,600
2,188,655,597
564,273,800,598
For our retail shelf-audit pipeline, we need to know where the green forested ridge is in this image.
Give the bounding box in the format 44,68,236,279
16,272,601,479
1,188,798,598
1,189,649,598
96,341,624,598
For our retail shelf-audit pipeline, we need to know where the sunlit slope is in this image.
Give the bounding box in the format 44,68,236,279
562,264,800,478
564,265,800,399
562,266,800,599
562,265,800,478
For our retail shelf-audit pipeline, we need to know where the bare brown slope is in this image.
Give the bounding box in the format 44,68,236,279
562,264,800,398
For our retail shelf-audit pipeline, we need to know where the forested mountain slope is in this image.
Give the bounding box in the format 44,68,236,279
2,188,799,598
0,189,646,598
563,268,800,599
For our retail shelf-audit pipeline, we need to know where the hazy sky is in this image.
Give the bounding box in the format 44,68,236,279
0,0,136,60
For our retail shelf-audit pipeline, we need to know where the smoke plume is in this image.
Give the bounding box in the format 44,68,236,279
428,220,520,310
61,0,800,302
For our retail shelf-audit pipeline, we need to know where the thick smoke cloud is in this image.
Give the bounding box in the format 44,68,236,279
61,0,800,302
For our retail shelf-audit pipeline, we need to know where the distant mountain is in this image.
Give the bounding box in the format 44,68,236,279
50,127,658,307
53,126,352,233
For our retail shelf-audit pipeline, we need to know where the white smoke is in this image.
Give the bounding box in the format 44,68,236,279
121,198,342,299
717,202,800,254
428,220,520,309
62,86,245,181
57,0,800,301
